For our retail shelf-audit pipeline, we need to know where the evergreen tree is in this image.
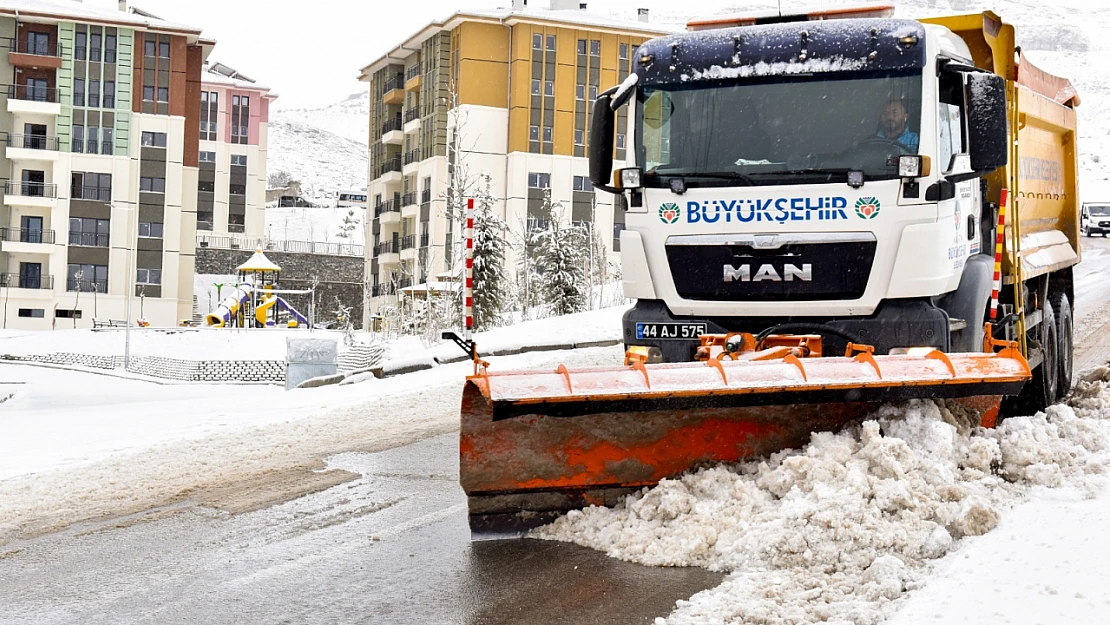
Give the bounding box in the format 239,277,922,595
471,179,509,331
532,206,588,316
336,208,360,239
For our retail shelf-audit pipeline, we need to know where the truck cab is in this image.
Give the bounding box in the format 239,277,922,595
1081,202,1110,237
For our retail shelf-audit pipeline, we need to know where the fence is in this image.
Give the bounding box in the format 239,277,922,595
196,234,364,257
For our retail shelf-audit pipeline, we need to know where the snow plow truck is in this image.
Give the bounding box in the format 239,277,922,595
452,6,1081,535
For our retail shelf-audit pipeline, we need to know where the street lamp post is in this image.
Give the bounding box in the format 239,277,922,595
114,203,136,370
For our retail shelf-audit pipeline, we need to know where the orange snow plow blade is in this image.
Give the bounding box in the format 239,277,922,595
459,342,1030,535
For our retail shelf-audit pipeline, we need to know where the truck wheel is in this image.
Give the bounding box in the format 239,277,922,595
1052,293,1074,398
1003,299,1058,417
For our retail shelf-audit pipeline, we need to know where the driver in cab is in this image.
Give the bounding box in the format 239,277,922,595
876,100,919,152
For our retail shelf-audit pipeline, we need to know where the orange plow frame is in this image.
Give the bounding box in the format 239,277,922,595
458,332,1031,535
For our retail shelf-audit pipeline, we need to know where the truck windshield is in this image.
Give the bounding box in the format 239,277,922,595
1088,205,1110,216
638,70,922,186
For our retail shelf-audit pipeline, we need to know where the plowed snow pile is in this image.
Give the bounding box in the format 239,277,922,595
533,367,1110,624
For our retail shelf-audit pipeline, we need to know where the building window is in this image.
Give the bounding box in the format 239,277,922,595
105,35,117,63
73,79,85,107
532,33,541,49
527,172,551,189
616,133,626,149
576,84,585,100
142,85,154,101
89,33,102,62
71,172,112,201
620,43,629,60
573,175,592,191
158,41,170,58
86,126,98,154
18,309,45,318
144,38,155,57
141,131,167,147
529,125,539,142
75,32,87,60
546,34,555,51
199,151,216,162
71,124,84,152
543,126,553,142
139,177,166,193
137,222,164,238
56,309,83,319
136,268,162,285
544,80,554,97
531,79,540,96
574,129,584,146
231,95,250,144
198,180,214,192
229,184,246,195
577,39,586,54
231,154,247,166
68,217,109,247
200,91,218,141
156,86,169,103
88,80,100,108
67,263,107,293
589,85,598,102
103,128,113,155
590,40,600,56
197,212,213,230
103,81,115,108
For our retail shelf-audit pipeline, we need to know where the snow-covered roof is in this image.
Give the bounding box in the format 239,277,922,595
237,249,282,273
359,7,675,78
202,61,276,96
0,0,202,35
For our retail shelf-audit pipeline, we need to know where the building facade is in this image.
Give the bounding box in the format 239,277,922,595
195,61,274,245
358,3,670,324
0,1,212,329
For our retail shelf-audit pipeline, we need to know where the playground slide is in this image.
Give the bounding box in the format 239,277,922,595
255,295,309,327
205,283,252,327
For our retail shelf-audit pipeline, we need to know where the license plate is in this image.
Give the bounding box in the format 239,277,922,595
635,322,707,340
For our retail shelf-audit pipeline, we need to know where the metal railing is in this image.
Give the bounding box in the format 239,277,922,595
6,83,60,102
401,235,416,250
404,106,420,124
4,181,57,198
1,227,55,244
420,233,430,247
403,150,420,166
0,273,53,289
377,158,402,178
6,38,64,57
5,133,59,151
401,192,417,207
375,241,396,255
405,64,422,81
398,277,413,289
71,185,111,201
383,74,405,92
195,234,364,257
381,116,404,134
66,278,107,293
68,231,109,247
375,200,400,216
371,283,397,297
71,139,115,155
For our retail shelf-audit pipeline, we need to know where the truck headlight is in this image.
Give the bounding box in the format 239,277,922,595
616,167,642,189
898,155,930,178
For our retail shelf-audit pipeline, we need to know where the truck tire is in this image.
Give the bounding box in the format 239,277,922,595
1019,299,1059,415
1052,293,1074,398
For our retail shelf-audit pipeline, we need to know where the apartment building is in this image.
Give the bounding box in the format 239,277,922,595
195,61,275,244
0,0,212,330
357,1,671,322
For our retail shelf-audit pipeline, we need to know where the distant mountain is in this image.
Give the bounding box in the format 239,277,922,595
272,91,370,146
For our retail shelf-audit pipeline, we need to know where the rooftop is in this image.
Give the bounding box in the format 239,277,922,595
202,61,277,96
0,0,202,35
359,6,677,79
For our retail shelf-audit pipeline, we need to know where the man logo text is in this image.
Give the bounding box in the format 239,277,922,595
723,264,812,282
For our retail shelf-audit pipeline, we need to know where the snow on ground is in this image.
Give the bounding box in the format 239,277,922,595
271,91,369,146
533,371,1110,625
266,119,367,198
264,205,365,245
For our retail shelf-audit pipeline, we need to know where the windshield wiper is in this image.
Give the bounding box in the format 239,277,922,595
651,171,755,186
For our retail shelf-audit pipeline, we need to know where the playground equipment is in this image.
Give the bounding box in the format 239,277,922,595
204,248,313,328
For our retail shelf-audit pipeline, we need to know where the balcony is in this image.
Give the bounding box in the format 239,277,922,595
72,185,111,202
375,199,401,225
401,235,417,250
376,157,402,184
381,115,404,145
4,181,56,208
0,273,54,291
404,63,422,87
371,283,396,298
5,84,62,115
6,133,61,162
68,231,109,248
66,278,108,293
6,38,64,70
403,149,421,167
403,106,420,125
401,192,418,207
0,227,55,253
382,74,405,105
375,240,399,265
70,138,115,156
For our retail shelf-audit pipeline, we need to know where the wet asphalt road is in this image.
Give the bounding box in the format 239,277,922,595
0,434,723,625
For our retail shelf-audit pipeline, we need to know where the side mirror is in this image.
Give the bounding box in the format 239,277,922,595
588,93,617,192
967,73,1008,173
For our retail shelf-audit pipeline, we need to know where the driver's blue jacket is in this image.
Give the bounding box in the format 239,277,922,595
877,128,920,152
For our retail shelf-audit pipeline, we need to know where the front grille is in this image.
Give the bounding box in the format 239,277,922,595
666,239,877,301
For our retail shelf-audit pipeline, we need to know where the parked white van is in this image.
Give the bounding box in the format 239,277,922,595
1081,202,1110,237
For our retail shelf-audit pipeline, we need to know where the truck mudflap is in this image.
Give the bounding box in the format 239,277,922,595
459,343,1030,536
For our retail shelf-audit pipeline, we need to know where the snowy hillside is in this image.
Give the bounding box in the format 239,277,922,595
272,91,370,146
266,119,368,199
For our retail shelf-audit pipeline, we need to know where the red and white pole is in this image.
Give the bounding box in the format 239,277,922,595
464,197,475,341
990,189,1008,320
